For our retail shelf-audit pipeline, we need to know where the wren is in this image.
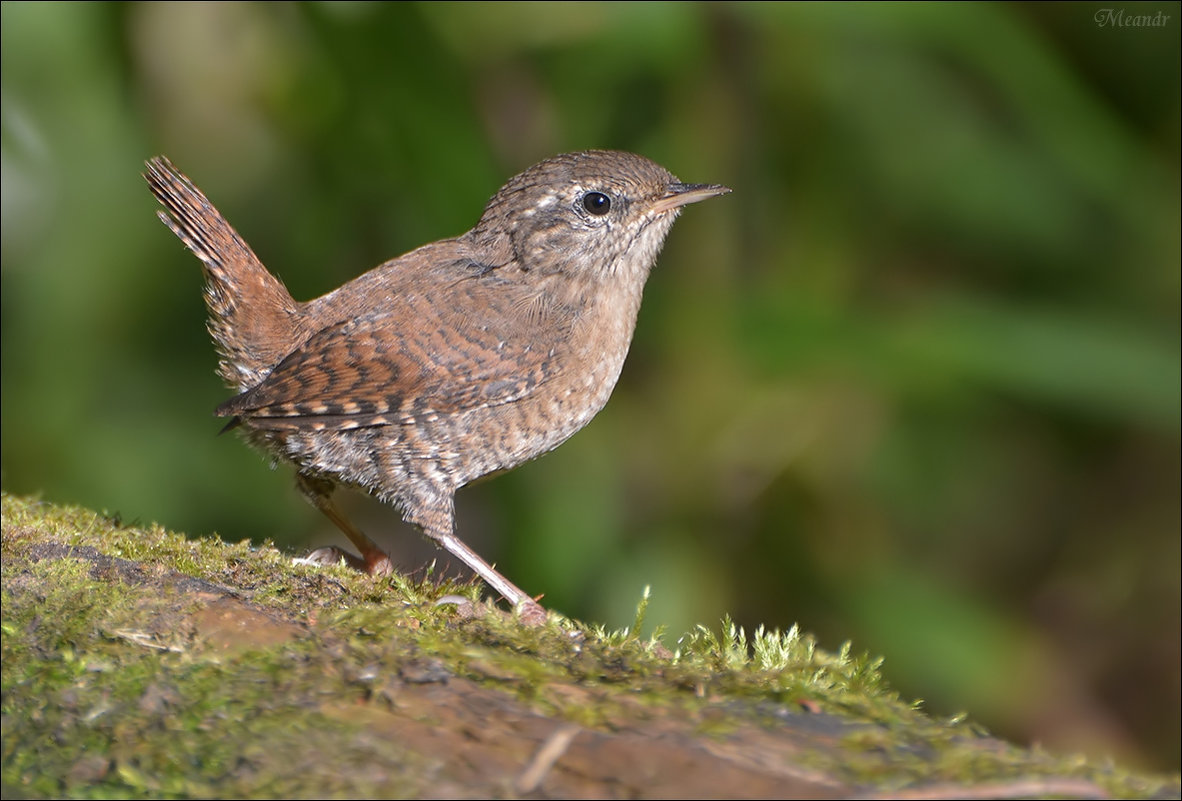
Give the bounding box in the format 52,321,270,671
145,150,729,619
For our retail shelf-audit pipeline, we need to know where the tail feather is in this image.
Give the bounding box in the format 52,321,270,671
145,156,302,392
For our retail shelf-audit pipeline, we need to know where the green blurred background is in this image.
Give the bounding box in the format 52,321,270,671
2,1,1178,772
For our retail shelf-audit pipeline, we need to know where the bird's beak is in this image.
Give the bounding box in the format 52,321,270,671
651,182,731,215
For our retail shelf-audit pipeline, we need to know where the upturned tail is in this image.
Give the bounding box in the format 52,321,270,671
145,156,302,392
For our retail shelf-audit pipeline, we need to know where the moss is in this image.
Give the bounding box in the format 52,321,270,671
3,492,1178,799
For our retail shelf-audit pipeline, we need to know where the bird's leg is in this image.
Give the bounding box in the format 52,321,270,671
296,473,394,576
297,473,545,624
409,492,547,624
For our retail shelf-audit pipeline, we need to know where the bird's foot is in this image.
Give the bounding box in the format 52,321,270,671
434,593,548,626
296,545,395,576
517,598,548,627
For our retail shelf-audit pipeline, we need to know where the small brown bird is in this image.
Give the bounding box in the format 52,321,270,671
146,150,728,620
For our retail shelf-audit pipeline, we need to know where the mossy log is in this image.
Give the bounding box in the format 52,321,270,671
2,494,1176,799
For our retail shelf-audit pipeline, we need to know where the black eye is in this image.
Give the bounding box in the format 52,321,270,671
582,191,611,215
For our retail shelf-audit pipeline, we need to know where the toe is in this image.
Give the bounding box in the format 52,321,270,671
296,546,367,572
517,599,548,627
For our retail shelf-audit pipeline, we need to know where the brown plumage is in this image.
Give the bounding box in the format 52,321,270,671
145,150,728,620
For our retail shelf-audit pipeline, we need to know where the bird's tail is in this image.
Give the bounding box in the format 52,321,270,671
145,156,301,392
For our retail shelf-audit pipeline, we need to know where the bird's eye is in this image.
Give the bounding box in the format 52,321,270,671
582,191,611,216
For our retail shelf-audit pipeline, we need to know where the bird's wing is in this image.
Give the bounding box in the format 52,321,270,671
215,294,568,431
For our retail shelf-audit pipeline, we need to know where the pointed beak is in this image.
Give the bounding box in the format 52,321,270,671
651,182,731,215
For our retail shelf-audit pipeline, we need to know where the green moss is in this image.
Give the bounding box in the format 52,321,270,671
2,493,1177,799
